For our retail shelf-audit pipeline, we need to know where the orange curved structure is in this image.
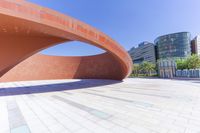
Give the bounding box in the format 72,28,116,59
0,0,132,82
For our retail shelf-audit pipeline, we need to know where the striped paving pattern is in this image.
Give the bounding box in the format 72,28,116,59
0,78,200,133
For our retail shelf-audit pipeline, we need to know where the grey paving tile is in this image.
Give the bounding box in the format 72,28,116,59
112,90,171,98
52,95,112,120
82,91,154,107
0,78,200,133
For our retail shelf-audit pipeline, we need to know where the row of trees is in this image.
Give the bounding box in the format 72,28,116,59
131,54,200,77
176,54,200,70
132,61,156,76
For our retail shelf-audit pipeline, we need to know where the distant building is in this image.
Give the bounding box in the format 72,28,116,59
155,32,191,59
129,32,199,78
128,41,156,64
191,35,200,55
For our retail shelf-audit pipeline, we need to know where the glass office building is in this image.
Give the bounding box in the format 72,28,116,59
128,41,156,64
155,32,191,59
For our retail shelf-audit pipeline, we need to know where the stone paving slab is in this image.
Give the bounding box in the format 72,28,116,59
0,78,200,133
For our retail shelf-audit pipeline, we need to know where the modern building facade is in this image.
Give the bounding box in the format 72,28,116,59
191,35,200,56
128,41,156,64
157,59,176,78
0,0,132,82
155,32,191,59
129,31,199,78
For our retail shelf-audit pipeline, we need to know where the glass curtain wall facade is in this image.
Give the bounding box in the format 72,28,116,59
155,32,191,59
128,41,156,64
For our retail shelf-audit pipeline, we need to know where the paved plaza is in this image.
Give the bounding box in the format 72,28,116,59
0,78,200,133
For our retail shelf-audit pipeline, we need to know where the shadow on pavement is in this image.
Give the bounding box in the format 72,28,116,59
0,79,122,96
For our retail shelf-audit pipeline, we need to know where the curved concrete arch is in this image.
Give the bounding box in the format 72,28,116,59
0,0,132,82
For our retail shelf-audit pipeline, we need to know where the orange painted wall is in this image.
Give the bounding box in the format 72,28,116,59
0,53,124,82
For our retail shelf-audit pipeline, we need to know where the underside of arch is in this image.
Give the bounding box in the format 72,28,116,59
0,0,132,82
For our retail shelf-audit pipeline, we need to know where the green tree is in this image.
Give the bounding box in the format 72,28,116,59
176,54,200,70
132,64,140,76
139,61,156,76
186,54,200,69
176,58,187,70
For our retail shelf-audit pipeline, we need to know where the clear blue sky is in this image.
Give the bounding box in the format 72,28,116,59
28,0,200,56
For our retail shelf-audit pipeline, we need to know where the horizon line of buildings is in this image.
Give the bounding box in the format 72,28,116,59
128,32,200,65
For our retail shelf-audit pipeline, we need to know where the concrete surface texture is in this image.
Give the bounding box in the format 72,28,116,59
0,78,200,133
0,0,132,82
